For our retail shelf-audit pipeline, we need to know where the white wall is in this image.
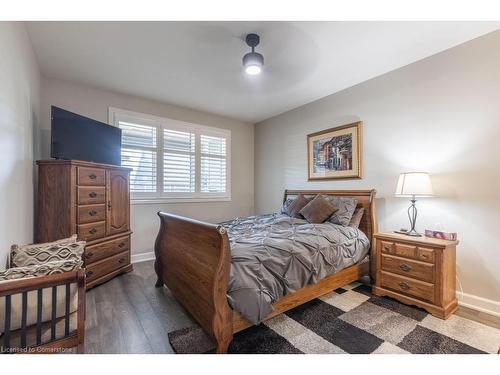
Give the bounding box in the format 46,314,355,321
0,22,40,269
39,77,254,259
255,31,500,315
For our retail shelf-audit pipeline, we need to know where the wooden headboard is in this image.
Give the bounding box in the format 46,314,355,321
283,189,378,246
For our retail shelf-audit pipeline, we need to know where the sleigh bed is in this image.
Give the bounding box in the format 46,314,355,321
154,189,377,353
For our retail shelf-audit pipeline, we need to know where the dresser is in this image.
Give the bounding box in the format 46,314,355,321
372,232,458,319
36,159,133,289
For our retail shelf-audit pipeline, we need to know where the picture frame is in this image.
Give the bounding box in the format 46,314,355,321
307,121,363,180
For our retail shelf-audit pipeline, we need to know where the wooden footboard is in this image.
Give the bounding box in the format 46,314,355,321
154,212,233,353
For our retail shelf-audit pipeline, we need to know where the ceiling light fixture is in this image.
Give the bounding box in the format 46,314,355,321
243,33,264,75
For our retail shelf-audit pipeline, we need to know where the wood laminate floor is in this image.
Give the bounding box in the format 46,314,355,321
85,260,194,353
85,260,500,354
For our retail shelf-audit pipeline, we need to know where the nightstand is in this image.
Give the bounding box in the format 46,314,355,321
372,232,459,319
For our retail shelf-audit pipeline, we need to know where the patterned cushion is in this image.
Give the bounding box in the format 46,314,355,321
299,194,337,224
10,235,84,268
326,196,358,226
0,259,83,282
283,194,310,218
349,207,365,228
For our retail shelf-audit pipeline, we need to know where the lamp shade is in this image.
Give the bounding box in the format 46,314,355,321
395,172,434,197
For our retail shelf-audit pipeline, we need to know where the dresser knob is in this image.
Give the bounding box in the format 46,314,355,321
86,270,94,277
118,242,125,248
89,228,97,235
86,251,94,259
118,258,125,264
89,174,97,180
399,263,412,272
89,210,97,216
89,192,97,198
399,282,410,290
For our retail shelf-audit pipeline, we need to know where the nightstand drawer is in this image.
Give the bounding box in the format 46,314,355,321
381,254,435,283
380,240,394,254
380,271,435,304
417,247,435,263
394,243,417,259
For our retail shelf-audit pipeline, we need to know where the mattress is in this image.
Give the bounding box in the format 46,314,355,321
221,213,370,324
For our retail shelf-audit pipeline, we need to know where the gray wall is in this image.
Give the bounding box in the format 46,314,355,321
39,77,254,259
255,31,500,314
0,22,41,269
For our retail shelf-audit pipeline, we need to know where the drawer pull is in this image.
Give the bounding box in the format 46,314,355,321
89,210,97,216
399,282,410,290
85,251,94,259
89,173,97,180
118,242,125,248
118,258,126,264
399,263,412,272
89,192,97,198
89,228,97,235
86,270,94,277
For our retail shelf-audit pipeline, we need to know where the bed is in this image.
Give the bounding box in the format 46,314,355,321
154,189,377,353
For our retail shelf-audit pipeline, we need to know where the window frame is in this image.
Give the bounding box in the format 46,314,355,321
109,107,231,204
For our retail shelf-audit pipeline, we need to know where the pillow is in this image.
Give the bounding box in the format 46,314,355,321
299,194,337,224
349,207,364,228
326,196,358,226
283,193,310,218
10,235,84,268
0,259,83,281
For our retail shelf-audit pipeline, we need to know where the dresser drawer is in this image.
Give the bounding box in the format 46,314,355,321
381,254,435,283
78,204,106,224
77,186,105,205
77,221,106,241
84,235,130,265
417,247,435,263
85,251,130,283
78,167,105,186
380,271,435,303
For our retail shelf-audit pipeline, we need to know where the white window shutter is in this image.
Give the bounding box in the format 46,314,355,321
118,121,157,193
200,135,227,193
163,129,196,193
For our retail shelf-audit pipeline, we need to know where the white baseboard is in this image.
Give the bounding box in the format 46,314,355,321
457,291,500,318
131,251,155,264
129,252,500,318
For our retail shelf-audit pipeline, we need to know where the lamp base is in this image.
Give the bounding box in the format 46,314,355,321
405,229,422,237
394,229,422,237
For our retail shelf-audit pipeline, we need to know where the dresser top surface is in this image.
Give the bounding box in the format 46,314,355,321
37,159,132,171
375,232,459,247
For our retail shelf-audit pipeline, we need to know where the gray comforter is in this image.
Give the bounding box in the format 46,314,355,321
221,213,370,324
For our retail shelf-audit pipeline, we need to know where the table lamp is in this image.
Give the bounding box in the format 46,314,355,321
395,172,434,236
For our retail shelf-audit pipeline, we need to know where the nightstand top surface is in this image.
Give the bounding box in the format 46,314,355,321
375,232,459,247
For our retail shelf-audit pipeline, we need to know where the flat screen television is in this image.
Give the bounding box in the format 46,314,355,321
51,106,122,166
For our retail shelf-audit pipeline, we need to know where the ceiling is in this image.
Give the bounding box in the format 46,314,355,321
26,21,500,123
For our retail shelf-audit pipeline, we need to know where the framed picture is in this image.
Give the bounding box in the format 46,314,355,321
307,121,363,180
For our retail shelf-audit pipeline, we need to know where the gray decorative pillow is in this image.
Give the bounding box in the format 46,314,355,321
281,198,294,214
299,194,337,224
349,207,364,228
283,193,310,218
10,236,85,268
0,259,83,281
326,196,358,226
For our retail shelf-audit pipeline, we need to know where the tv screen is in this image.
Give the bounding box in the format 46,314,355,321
51,106,122,166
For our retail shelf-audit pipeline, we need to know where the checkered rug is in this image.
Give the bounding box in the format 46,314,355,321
168,283,500,354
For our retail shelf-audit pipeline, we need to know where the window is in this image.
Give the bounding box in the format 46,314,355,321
109,107,230,203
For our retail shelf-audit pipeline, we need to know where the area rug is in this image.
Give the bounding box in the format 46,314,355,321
168,282,500,354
